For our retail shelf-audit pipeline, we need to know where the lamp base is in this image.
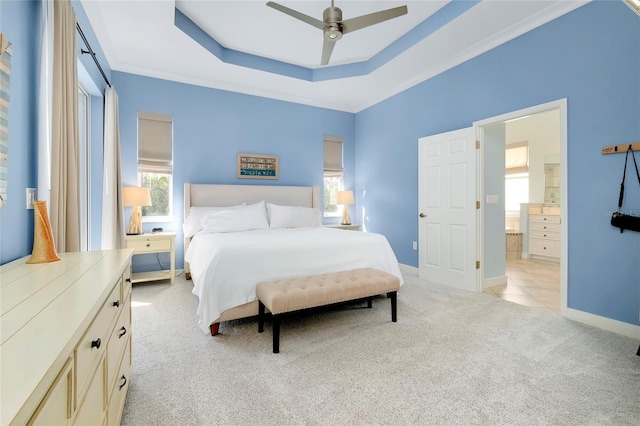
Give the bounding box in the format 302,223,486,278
341,207,351,226
127,206,143,235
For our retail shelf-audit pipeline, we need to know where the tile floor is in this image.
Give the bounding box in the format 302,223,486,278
484,258,560,315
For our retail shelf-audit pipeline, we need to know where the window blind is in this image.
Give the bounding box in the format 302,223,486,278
324,136,343,171
505,141,528,175
138,111,173,174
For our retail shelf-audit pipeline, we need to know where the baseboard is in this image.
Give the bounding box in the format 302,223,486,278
522,252,530,259
564,307,640,340
399,263,418,276
483,275,507,289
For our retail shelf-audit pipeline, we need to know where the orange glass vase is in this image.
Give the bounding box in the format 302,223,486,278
26,201,61,264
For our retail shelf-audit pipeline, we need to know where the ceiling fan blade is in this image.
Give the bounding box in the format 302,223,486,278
321,39,336,66
266,2,324,30
342,5,408,34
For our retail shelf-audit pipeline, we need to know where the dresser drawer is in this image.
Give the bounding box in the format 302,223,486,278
531,230,560,240
122,265,132,302
75,355,106,426
127,238,171,253
75,282,121,400
106,295,131,396
530,222,561,232
107,338,131,426
530,214,560,224
28,358,73,426
530,238,560,257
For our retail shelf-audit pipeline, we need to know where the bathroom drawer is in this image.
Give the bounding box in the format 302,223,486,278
530,214,560,224
530,239,560,257
530,222,560,232
531,230,560,240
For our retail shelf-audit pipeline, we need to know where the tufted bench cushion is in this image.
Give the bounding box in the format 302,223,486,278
256,268,400,353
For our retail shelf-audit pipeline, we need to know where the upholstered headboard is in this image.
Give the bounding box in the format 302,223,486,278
183,183,320,274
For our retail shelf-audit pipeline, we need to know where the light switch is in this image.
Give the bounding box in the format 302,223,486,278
486,194,499,204
26,188,36,209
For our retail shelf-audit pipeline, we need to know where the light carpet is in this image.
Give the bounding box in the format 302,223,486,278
121,271,640,425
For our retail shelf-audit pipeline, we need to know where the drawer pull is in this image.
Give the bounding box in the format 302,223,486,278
91,338,101,350
119,375,127,391
119,326,127,338
146,243,151,247
113,300,120,308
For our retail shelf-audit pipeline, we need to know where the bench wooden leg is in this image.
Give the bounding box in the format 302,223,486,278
258,301,265,333
389,291,397,322
273,316,280,353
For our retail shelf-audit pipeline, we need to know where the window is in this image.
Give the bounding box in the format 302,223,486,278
505,141,528,175
505,141,529,212
505,174,529,211
78,85,90,250
323,136,343,217
137,111,173,222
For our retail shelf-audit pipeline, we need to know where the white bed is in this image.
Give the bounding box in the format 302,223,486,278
183,183,403,335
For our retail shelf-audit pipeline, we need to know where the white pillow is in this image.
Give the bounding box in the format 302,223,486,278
268,203,322,229
201,201,269,233
182,204,245,238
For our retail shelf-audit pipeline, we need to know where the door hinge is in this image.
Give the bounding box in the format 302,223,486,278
475,261,480,269
476,201,480,209
476,140,480,149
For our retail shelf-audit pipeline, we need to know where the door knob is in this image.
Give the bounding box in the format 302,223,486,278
419,213,426,218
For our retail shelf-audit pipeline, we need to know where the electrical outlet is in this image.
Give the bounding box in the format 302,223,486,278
26,188,36,209
412,241,417,250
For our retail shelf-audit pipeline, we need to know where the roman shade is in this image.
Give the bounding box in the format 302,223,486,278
323,136,343,171
138,111,173,174
505,141,528,175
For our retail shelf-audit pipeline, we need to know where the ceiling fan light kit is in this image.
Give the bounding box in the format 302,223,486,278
267,0,408,66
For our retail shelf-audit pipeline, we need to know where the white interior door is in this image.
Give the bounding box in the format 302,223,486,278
418,127,478,292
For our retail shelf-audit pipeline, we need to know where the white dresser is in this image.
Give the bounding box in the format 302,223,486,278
528,213,560,260
1,249,133,425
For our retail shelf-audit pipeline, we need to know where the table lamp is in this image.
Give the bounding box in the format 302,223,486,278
337,190,354,225
123,186,152,235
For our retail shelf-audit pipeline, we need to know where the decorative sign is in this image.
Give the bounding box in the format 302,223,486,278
237,153,279,180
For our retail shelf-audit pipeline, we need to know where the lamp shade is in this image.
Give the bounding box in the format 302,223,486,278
123,186,152,207
337,190,354,205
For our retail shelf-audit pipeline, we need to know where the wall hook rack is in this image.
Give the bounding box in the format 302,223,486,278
601,142,640,155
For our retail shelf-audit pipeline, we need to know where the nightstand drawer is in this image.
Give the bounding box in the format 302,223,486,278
124,232,176,285
127,239,171,253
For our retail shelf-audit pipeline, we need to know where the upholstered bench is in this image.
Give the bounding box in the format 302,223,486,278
256,268,400,353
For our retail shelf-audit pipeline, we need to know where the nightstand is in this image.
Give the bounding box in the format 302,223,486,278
125,232,176,284
324,224,362,231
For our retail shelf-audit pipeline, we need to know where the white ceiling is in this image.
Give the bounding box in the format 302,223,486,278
81,1,588,112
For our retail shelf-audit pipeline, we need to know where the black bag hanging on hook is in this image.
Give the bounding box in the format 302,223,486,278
611,147,640,233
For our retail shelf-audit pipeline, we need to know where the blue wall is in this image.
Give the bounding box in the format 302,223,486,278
112,71,356,272
0,0,39,263
0,0,110,263
356,1,640,325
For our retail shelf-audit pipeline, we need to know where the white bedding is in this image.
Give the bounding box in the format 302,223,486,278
185,227,403,333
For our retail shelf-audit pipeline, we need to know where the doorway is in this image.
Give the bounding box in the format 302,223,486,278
416,99,567,316
476,99,567,315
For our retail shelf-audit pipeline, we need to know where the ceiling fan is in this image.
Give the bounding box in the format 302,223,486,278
266,1,408,66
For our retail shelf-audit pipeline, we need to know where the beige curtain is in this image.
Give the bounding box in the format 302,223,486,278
101,87,125,249
50,0,80,253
